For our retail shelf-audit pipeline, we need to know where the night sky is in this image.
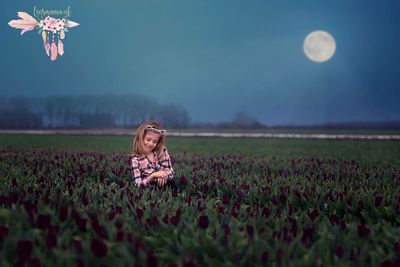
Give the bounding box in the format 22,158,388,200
1,0,400,125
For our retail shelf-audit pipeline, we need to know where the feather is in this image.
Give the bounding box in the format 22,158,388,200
20,25,36,35
51,42,58,61
45,41,50,56
58,40,64,56
42,31,47,45
8,12,38,35
8,20,37,34
17,12,37,23
67,20,80,28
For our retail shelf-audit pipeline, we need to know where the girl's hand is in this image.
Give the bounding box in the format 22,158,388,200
154,171,168,179
146,173,157,184
146,172,167,185
157,177,167,187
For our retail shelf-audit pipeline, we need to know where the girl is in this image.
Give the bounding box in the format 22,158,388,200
130,120,177,189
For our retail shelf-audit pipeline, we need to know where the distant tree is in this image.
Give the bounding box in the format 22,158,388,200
153,103,191,128
0,110,43,129
79,112,115,128
218,111,266,129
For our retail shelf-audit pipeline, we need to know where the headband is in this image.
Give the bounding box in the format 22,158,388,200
145,125,166,135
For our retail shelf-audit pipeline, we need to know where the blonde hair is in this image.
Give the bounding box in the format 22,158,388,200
132,120,166,160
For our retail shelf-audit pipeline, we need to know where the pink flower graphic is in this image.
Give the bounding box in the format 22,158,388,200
8,11,79,61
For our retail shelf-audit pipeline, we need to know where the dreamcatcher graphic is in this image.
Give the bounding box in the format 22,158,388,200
8,12,79,61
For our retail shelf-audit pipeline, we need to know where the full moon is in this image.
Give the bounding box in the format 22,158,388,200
303,31,336,62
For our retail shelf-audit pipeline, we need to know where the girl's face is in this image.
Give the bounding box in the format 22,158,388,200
143,131,161,154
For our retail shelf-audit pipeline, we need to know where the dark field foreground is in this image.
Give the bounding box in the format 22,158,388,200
0,135,399,267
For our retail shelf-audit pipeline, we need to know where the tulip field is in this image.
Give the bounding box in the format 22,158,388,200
0,135,400,267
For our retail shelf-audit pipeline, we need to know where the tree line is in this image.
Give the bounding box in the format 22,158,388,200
0,94,190,129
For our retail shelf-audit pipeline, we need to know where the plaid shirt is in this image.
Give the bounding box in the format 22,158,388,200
130,147,174,187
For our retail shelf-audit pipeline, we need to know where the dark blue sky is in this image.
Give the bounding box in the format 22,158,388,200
1,0,400,125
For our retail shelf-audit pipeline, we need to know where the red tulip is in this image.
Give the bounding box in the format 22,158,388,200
115,206,123,214
276,248,284,262
329,214,340,226
198,215,209,229
301,225,314,243
107,211,117,221
393,241,400,255
59,205,69,221
308,209,319,221
23,200,38,217
8,191,20,204
46,225,59,248
202,183,209,191
357,223,371,238
170,215,180,226
380,260,392,267
183,257,198,267
30,257,41,267
116,230,125,242
90,239,108,258
136,208,144,219
36,214,51,229
335,245,344,258
115,219,124,229
162,214,169,225
0,195,7,206
93,222,108,239
179,176,188,186
75,217,87,232
246,225,254,239
374,195,383,207
73,238,83,253
76,259,85,267
17,239,33,262
0,225,9,241
81,192,89,206
230,208,238,218
175,208,182,217
222,223,231,237
262,207,270,218
350,246,360,260
260,251,268,264
288,217,297,237
146,216,159,227
222,194,231,205
146,252,158,267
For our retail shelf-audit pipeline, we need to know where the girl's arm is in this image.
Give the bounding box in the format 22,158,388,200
131,157,147,186
158,147,174,180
